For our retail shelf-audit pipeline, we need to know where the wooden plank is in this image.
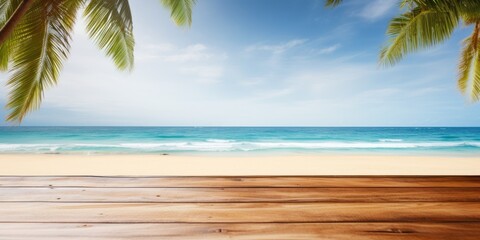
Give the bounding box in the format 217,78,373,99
0,223,479,240
1,176,480,188
1,202,479,223
1,187,479,203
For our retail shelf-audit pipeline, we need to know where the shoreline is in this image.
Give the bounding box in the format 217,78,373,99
0,153,478,176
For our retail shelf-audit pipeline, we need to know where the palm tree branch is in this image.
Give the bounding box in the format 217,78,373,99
458,35,475,94
0,0,31,70
0,0,34,46
457,22,480,102
380,7,459,66
160,0,195,26
473,49,480,101
0,36,10,71
84,0,134,71
6,0,82,122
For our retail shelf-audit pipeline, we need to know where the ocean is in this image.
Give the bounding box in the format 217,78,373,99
0,127,479,155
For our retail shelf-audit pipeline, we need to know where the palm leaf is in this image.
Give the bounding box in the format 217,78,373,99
380,7,459,66
0,0,23,23
0,1,7,15
6,0,83,122
0,37,10,71
0,0,23,71
400,0,414,9
84,0,134,71
473,48,480,101
462,10,480,25
409,0,480,22
458,23,480,101
417,0,480,11
160,0,195,26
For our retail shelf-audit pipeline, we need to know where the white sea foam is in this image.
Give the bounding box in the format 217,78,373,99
206,139,233,143
0,141,479,153
379,139,403,142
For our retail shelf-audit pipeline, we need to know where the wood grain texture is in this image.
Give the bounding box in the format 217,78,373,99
0,223,479,240
1,202,479,223
1,187,479,202
1,176,480,187
1,176,479,239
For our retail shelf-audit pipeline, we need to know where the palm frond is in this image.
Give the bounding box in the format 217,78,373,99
400,0,415,9
458,34,475,94
414,0,480,21
6,0,83,122
415,0,480,10
0,37,10,71
0,0,23,23
462,10,480,25
0,0,24,71
0,0,11,21
458,23,480,101
84,0,134,71
0,1,6,14
380,7,459,66
473,48,480,101
160,0,195,26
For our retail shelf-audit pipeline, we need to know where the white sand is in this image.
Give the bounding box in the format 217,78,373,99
0,154,478,175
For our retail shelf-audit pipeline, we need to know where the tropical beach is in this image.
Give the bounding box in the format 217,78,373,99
1,0,480,239
1,129,480,239
0,126,479,175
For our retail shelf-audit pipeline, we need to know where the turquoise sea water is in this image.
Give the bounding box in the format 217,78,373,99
0,127,479,155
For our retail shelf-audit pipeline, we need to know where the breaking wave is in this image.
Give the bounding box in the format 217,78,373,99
0,140,479,153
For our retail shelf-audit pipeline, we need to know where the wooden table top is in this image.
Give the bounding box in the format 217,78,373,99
0,176,479,239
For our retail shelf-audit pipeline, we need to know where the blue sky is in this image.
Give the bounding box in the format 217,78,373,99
1,0,480,126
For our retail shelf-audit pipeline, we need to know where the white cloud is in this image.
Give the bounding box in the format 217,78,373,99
357,88,402,98
317,44,341,54
144,43,176,52
359,0,396,20
410,87,445,97
238,77,266,87
137,43,226,63
246,39,307,54
134,42,226,84
161,44,210,62
282,64,373,99
253,88,294,101
180,66,224,83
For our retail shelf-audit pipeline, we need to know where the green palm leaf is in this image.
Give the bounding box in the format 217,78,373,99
417,0,480,11
400,0,414,9
398,1,480,28
160,0,195,26
462,10,480,25
84,0,134,71
0,36,10,71
458,23,480,101
6,0,83,122
0,0,23,71
380,7,459,66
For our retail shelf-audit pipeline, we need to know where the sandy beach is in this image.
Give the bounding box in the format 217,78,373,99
0,154,478,176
